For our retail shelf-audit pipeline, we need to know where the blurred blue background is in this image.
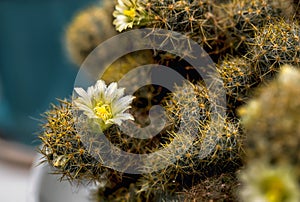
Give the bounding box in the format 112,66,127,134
0,0,97,146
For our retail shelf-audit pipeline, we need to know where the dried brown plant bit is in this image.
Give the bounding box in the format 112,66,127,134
182,173,240,202
92,182,145,202
270,0,295,19
92,181,183,202
293,0,300,20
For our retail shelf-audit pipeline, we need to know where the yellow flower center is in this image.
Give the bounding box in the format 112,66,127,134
123,8,136,19
261,176,289,202
94,103,112,121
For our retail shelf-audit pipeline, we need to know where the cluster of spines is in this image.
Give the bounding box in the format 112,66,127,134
164,81,212,129
215,0,277,55
135,81,244,198
215,56,258,116
136,119,243,198
245,18,300,82
141,0,294,58
143,0,233,56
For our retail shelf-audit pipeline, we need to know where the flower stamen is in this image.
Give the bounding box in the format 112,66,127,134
94,103,112,121
123,8,136,19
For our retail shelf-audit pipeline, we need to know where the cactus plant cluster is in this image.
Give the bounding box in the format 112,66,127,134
142,0,294,57
37,0,300,201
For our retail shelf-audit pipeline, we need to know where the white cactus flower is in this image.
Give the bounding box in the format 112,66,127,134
113,0,147,32
74,80,135,131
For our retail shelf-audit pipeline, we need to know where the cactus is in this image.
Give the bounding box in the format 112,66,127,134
238,160,300,202
38,98,159,198
38,97,172,200
218,0,293,55
122,0,293,58
245,18,300,82
65,2,117,65
136,81,244,198
239,65,300,178
215,56,258,116
137,117,243,198
38,99,122,185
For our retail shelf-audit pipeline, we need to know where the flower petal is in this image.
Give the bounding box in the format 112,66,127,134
112,95,135,114
108,113,135,125
74,87,92,107
112,87,125,101
93,80,106,101
105,82,118,102
73,102,95,116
